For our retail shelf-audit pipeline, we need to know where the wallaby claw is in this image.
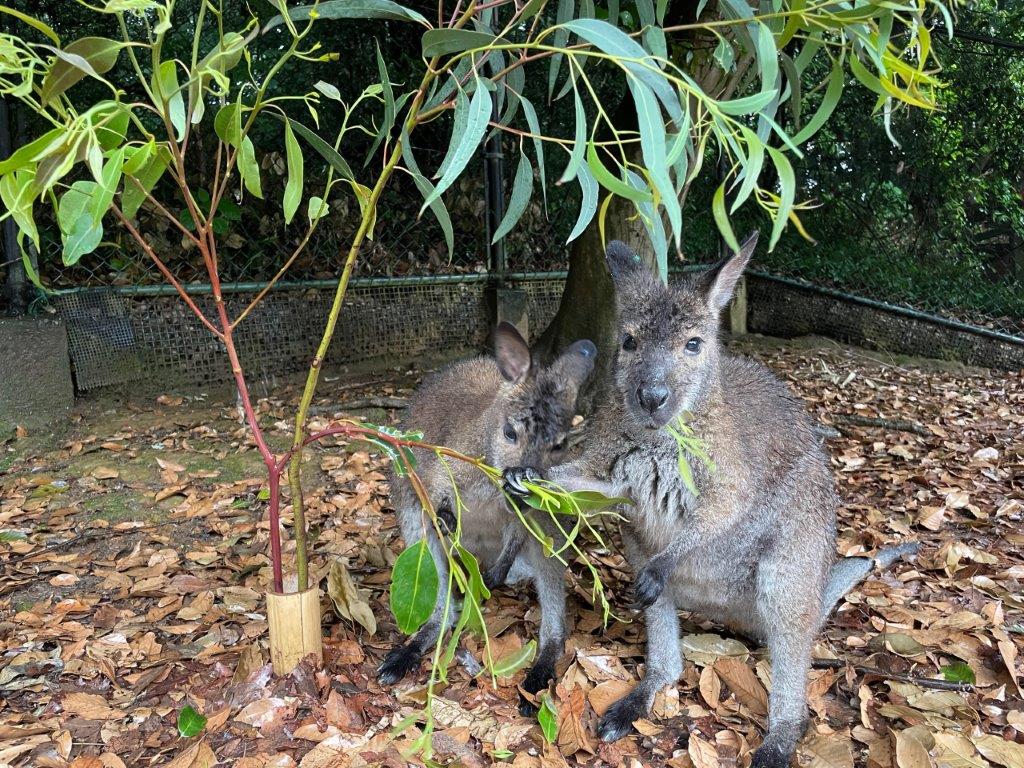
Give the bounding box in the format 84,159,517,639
597,690,647,742
502,466,542,498
633,563,668,609
482,565,506,591
435,499,457,534
518,660,555,717
377,643,421,685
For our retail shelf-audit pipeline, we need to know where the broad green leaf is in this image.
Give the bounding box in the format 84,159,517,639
0,128,63,175
401,130,454,258
263,0,430,31
712,180,740,253
558,84,587,184
389,539,439,635
0,5,60,44
92,104,129,151
0,169,39,247
765,145,795,251
122,146,169,219
586,141,652,203
213,103,242,147
518,95,546,211
492,149,533,243
269,114,354,182
421,29,501,58
190,30,252,124
422,80,491,211
282,119,304,224
791,56,845,145
239,137,262,198
566,163,597,243
58,181,103,265
365,41,395,165
152,60,186,140
315,81,342,102
490,639,536,677
40,37,123,105
177,705,207,738
91,146,125,225
538,693,558,742
307,196,329,224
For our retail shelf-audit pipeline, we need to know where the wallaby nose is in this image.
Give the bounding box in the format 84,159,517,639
637,383,670,415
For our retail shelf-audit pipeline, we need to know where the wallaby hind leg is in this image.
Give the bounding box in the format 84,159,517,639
518,540,569,715
752,622,814,768
378,521,456,685
820,542,920,620
598,591,682,742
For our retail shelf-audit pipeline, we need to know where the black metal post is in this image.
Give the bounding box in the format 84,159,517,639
1,97,26,314
483,123,506,281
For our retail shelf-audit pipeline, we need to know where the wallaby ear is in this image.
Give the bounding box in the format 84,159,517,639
493,321,532,383
605,240,645,282
705,231,758,312
550,339,597,394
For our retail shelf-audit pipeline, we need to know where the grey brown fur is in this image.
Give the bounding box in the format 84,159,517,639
379,322,595,711
504,237,916,768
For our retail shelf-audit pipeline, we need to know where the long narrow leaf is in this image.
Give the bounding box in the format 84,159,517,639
566,163,597,243
492,148,533,243
423,81,491,210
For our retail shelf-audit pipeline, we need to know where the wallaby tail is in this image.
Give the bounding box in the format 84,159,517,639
821,542,920,620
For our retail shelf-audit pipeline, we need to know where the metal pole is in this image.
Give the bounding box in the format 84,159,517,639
483,81,506,283
0,96,25,314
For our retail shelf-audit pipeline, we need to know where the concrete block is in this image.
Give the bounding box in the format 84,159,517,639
0,317,74,434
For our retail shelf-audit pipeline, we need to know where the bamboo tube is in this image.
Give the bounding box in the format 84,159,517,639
266,587,323,675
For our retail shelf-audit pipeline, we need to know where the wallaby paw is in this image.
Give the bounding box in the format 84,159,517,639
750,742,792,768
436,500,457,535
632,563,667,609
377,644,421,685
597,690,647,742
502,466,542,499
482,565,506,591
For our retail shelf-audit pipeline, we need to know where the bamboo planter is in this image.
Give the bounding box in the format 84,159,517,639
267,587,323,675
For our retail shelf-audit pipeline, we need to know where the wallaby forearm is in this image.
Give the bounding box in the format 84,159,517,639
546,460,623,498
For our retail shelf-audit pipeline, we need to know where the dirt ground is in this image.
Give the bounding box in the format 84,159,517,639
1,335,1022,768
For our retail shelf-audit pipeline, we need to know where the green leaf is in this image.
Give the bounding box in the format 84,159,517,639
401,131,454,259
492,149,533,244
628,77,680,247
40,37,123,106
92,146,125,225
566,163,597,243
0,5,60,44
0,529,28,542
153,60,186,141
558,82,587,184
177,705,207,738
422,79,491,211
0,128,63,175
731,128,764,213
490,639,536,677
269,114,354,182
307,196,329,224
122,145,169,219
718,90,777,117
421,29,501,58
941,663,976,685
791,55,844,146
58,181,103,265
214,103,242,147
538,693,558,742
766,146,794,250
561,18,682,125
586,141,652,203
547,0,573,99
365,41,395,164
239,137,262,198
93,104,129,151
390,539,440,635
712,180,740,253
518,96,547,212
263,0,430,31
0,170,40,247
282,119,304,225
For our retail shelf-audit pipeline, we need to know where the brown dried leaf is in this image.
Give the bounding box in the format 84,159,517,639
327,558,376,635
714,657,768,715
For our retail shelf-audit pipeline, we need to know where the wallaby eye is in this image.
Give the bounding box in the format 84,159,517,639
685,337,704,355
503,422,517,443
622,333,637,351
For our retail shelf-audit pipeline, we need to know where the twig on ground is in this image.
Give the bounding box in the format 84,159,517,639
310,397,409,415
812,657,974,692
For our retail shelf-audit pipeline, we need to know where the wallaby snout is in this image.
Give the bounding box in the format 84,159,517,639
636,381,670,417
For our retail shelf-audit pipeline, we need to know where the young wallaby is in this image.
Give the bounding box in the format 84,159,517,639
504,236,916,768
379,322,597,709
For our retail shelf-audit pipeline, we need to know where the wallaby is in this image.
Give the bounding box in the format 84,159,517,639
379,322,597,711
504,236,917,768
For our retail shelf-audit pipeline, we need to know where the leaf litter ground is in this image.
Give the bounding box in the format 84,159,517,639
1,335,1022,768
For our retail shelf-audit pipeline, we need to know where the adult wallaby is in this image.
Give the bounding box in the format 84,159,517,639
379,322,597,710
504,236,916,768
